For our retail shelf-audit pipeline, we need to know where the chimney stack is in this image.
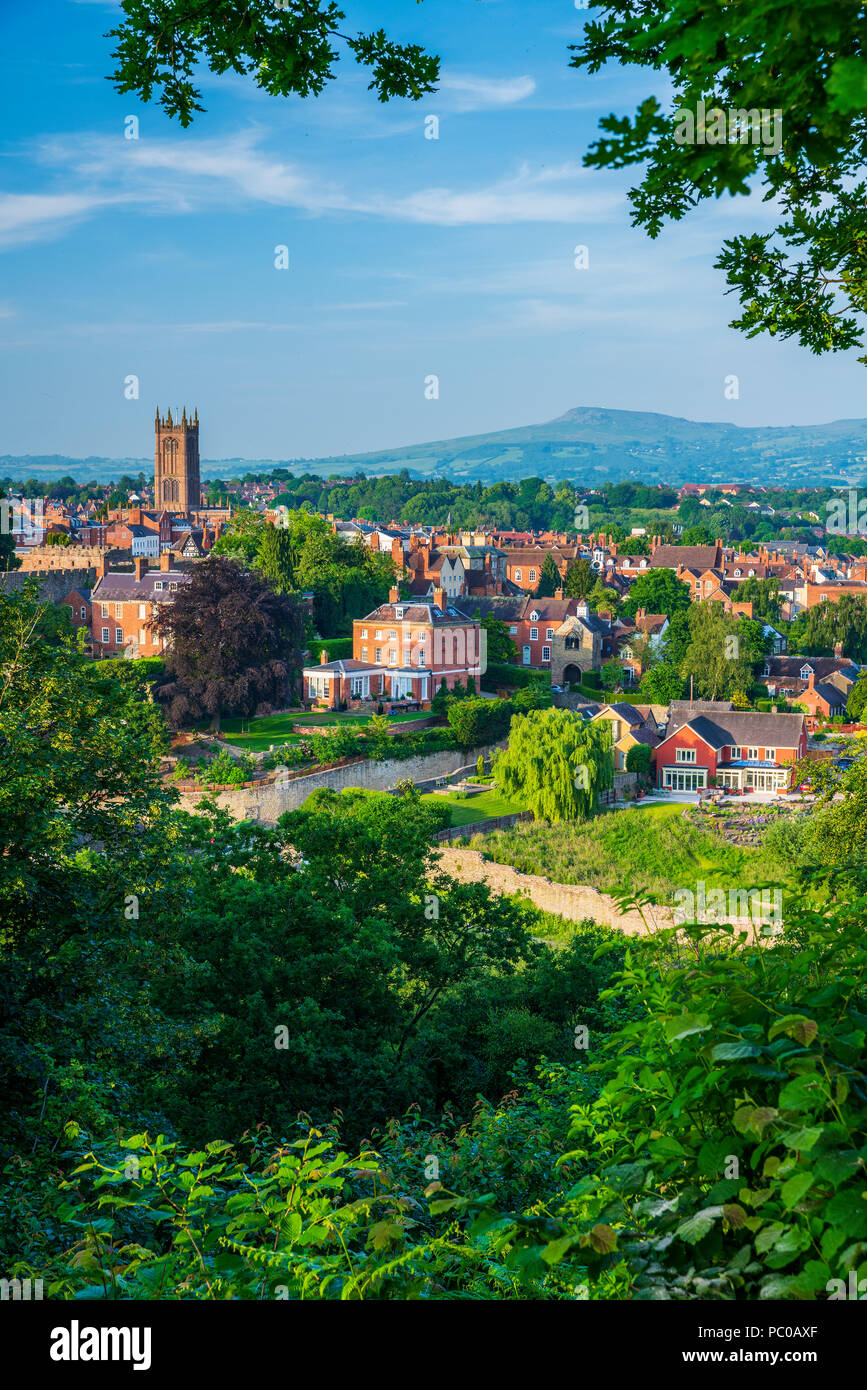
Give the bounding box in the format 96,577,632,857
134,556,147,581
320,649,329,665
554,587,563,600
834,641,843,659
160,550,172,572
433,586,445,610
388,586,399,604
636,608,645,622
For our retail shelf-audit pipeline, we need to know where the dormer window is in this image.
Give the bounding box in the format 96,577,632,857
530,610,540,621
800,666,813,679
395,607,404,619
154,580,163,591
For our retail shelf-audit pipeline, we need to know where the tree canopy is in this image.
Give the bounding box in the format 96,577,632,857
106,0,439,126
574,0,867,362
154,556,305,729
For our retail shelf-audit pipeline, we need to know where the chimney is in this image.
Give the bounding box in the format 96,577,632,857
388,586,399,604
834,641,843,659
160,550,172,572
95,558,106,582
130,507,142,526
636,608,645,622
808,671,815,691
554,587,563,600
320,649,329,665
134,556,147,581
433,586,445,610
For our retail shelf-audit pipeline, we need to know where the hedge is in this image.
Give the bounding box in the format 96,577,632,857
484,663,551,690
308,637,353,663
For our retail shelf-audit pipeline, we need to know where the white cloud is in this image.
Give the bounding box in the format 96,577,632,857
18,131,623,238
437,73,536,111
0,191,127,246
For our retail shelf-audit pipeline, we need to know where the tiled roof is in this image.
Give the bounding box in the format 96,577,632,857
667,709,805,750
91,568,190,602
363,602,477,626
650,545,721,570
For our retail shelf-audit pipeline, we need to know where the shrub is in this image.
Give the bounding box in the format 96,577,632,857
485,663,552,690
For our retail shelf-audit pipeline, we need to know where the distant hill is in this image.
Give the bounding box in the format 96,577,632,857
4,407,867,487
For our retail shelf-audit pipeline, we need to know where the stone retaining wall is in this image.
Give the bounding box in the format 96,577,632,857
435,846,779,939
176,742,505,821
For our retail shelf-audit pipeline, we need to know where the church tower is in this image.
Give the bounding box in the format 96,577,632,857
154,407,200,514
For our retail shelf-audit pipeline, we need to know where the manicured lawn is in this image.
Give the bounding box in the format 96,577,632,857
219,710,428,751
421,788,527,827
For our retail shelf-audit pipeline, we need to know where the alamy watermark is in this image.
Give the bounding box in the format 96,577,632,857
673,880,783,932
673,100,783,156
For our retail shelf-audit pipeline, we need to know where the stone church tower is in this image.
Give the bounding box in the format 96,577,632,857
154,407,200,514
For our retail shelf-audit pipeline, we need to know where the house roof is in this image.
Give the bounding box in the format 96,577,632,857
666,709,805,751
594,702,649,728
362,601,477,626
91,568,190,602
650,544,722,570
667,699,733,734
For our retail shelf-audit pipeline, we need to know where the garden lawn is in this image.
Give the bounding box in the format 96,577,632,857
220,710,428,751
420,788,528,827
468,803,794,904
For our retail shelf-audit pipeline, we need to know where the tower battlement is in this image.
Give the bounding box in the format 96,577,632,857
154,406,201,514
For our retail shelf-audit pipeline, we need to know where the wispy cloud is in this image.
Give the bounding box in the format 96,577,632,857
0,190,129,245
437,73,536,110
3,130,622,245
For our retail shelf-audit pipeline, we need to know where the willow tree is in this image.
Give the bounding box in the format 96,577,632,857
494,709,612,823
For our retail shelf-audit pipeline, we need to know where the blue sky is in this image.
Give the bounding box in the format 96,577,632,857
2,0,867,463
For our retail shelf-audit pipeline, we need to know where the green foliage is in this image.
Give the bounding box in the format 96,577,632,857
625,743,652,779
485,663,551,691
154,556,306,730
680,605,769,702
621,569,692,622
494,709,613,823
535,552,562,598
473,804,789,904
106,0,439,127
480,612,516,665
574,0,867,364
563,558,594,598
789,595,867,663
847,676,867,722
459,867,867,1299
446,698,512,751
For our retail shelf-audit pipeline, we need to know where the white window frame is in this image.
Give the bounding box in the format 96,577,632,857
675,748,697,764
101,626,109,643
529,569,537,583
514,568,522,582
530,627,538,641
542,645,551,662
115,627,123,644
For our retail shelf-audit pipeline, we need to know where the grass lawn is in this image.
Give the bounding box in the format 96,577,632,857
421,788,527,827
219,710,428,751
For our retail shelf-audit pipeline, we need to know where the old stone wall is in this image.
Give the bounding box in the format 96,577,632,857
176,742,505,821
435,845,779,939
436,847,671,935
0,567,95,601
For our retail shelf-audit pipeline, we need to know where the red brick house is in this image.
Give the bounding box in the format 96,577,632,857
90,553,190,658
59,586,92,635
302,587,483,708
656,708,807,792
